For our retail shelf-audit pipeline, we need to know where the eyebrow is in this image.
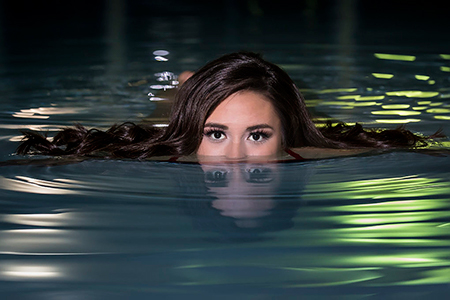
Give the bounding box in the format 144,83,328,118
204,123,228,130
204,123,274,131
246,124,274,131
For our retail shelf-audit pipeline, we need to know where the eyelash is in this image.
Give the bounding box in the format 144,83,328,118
203,128,272,142
248,130,271,142
204,129,226,141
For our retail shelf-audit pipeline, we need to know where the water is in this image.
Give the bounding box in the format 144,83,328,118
0,1,449,299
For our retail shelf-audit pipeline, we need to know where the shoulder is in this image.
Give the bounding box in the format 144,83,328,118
288,147,371,160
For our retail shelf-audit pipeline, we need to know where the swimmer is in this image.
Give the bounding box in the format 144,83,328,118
16,52,443,163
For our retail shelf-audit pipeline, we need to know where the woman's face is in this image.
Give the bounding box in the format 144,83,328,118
197,91,283,161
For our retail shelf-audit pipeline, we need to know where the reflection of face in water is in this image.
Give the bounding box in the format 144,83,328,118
177,161,315,242
201,163,280,228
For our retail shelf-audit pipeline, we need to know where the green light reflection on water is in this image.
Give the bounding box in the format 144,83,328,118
435,115,450,120
337,95,386,101
316,88,358,94
385,91,439,98
427,108,450,113
375,119,421,124
371,110,421,116
177,172,450,288
412,106,428,111
336,238,449,246
175,250,450,286
304,175,450,201
304,99,323,107
331,211,449,225
415,75,430,81
330,199,449,212
403,268,450,285
332,223,448,239
175,239,450,287
372,73,394,79
381,104,411,109
320,101,380,108
374,53,416,61
339,252,449,268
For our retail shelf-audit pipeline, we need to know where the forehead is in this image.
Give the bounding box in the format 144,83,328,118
207,91,279,123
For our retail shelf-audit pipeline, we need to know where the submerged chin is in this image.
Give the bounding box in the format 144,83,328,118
196,153,283,164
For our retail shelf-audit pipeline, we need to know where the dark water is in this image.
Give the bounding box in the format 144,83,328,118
0,1,449,299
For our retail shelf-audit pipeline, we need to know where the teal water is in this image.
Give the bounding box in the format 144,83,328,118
0,155,449,299
0,1,449,299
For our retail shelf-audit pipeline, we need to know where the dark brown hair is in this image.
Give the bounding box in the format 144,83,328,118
16,52,441,159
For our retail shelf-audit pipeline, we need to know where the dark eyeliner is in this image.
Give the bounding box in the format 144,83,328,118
203,128,226,140
204,128,224,135
249,130,272,141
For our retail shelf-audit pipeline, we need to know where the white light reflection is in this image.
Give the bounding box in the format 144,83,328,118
150,85,176,91
0,228,68,255
149,97,168,101
153,50,169,56
0,176,79,195
0,124,58,130
12,112,49,119
12,106,86,120
154,71,175,81
4,228,63,234
2,124,61,142
3,212,73,227
155,56,168,62
0,222,112,256
9,135,26,142
0,251,108,256
1,265,60,279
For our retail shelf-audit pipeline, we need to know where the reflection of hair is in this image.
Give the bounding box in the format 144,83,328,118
17,52,442,158
179,196,302,243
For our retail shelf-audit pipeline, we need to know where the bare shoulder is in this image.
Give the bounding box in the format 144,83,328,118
289,147,372,159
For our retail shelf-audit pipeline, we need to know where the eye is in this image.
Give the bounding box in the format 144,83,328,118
249,133,262,141
205,130,226,141
245,168,273,183
205,170,228,186
248,131,271,142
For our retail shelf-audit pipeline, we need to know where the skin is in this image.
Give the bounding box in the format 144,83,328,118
196,91,283,161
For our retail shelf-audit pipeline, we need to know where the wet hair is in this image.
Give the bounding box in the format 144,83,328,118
16,52,442,159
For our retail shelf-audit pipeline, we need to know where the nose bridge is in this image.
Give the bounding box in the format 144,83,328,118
226,139,246,159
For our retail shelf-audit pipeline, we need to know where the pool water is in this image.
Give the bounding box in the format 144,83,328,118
0,1,449,299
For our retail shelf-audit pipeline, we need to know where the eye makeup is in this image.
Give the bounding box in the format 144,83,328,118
203,128,226,141
248,130,272,142
203,123,274,142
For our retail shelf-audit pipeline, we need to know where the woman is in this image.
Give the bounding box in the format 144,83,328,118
16,52,441,162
